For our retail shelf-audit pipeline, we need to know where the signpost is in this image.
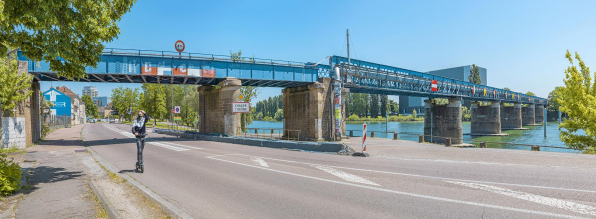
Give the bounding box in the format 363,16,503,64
232,102,250,113
175,40,185,53
174,106,181,114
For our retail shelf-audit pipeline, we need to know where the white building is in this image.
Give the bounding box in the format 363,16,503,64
82,86,98,97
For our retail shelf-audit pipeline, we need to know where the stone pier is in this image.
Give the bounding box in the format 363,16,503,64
522,104,536,126
501,103,525,130
469,101,506,136
283,78,335,141
424,98,463,144
535,105,545,124
198,77,242,136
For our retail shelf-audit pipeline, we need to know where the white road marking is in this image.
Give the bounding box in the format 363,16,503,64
156,141,203,150
446,181,596,216
312,165,379,186
208,156,587,219
251,157,269,167
232,154,596,194
148,142,188,151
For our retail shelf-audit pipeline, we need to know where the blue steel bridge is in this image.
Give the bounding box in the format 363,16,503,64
18,49,548,105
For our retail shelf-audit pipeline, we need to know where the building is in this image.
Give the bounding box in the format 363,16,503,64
399,65,487,114
98,102,114,118
43,88,72,117
55,86,86,125
82,86,98,97
93,96,108,107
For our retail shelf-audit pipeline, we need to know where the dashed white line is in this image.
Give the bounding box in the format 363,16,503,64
446,181,596,216
208,156,586,219
313,165,379,186
148,142,188,151
251,157,269,167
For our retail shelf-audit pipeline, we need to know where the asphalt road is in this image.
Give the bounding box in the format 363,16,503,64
82,123,596,219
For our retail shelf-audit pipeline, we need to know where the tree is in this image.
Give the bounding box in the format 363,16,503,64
412,109,417,118
274,109,283,121
110,86,140,121
558,50,596,151
81,95,98,118
380,95,388,117
525,91,536,96
547,86,564,121
468,64,482,84
369,94,379,118
0,0,137,79
140,84,167,120
503,87,512,91
0,55,32,116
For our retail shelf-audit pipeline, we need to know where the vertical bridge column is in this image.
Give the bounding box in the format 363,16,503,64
470,101,506,136
424,98,463,144
341,88,349,139
198,77,241,136
535,105,545,124
283,78,334,141
501,103,524,130
522,104,536,126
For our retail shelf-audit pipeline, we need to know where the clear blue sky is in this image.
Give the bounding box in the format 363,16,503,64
41,0,596,104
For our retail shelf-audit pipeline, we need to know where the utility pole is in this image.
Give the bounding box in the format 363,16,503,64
171,85,174,130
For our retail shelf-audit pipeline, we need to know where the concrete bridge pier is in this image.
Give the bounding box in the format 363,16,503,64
198,77,242,136
424,98,463,144
535,105,545,124
522,104,536,126
283,78,335,141
501,103,525,130
470,101,507,136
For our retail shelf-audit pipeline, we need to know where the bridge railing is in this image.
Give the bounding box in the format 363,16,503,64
339,63,548,104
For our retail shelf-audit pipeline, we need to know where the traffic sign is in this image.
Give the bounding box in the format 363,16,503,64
232,102,250,113
172,109,175,113
431,80,437,92
174,106,181,114
175,40,185,52
237,93,244,101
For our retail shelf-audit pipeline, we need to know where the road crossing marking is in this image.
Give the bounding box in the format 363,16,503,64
250,157,269,167
101,124,195,152
312,165,379,186
446,181,596,216
208,156,586,219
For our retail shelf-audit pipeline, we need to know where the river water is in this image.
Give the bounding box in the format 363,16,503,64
248,120,581,153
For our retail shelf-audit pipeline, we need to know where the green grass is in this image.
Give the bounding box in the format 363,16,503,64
0,147,25,154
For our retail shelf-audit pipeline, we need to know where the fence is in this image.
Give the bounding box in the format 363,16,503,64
43,114,71,131
241,128,302,141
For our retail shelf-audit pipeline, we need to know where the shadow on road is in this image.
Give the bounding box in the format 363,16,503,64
21,166,84,195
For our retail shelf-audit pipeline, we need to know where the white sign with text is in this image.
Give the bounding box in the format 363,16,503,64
232,102,250,113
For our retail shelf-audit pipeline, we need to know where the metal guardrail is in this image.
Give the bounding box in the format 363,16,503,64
242,128,302,141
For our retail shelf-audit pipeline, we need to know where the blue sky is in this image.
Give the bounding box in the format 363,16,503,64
41,0,596,104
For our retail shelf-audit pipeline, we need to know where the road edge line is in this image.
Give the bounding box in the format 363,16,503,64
89,180,122,219
86,147,193,219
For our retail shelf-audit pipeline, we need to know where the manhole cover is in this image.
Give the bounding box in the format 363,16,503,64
74,149,87,153
23,160,37,163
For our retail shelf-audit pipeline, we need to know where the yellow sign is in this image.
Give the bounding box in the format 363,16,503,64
483,88,486,96
238,93,244,101
174,117,182,121
512,93,515,98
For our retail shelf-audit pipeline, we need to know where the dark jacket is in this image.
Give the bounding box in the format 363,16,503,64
131,112,151,137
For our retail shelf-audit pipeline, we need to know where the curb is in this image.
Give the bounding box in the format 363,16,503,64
89,180,122,219
87,147,193,219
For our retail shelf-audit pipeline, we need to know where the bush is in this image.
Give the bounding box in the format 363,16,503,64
274,109,284,121
0,154,22,196
347,114,360,121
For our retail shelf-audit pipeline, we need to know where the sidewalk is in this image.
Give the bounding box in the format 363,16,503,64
10,125,97,218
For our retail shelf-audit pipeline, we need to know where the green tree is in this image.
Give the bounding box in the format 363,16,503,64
503,87,512,91
547,86,564,121
81,95,98,118
412,109,417,119
0,55,32,116
559,50,596,151
380,95,388,117
525,91,536,96
468,64,482,84
140,84,167,120
110,86,140,121
369,94,379,118
274,109,283,121
0,0,137,79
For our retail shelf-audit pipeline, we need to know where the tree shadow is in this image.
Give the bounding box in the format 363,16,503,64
20,166,84,195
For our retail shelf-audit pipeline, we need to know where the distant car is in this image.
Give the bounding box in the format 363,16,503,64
109,119,115,123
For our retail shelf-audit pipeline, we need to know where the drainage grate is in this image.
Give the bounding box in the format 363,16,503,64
74,149,87,153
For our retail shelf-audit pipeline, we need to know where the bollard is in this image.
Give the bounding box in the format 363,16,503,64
531,145,540,151
479,142,486,148
445,138,451,146
393,133,398,140
419,135,424,143
371,132,375,137
350,130,354,137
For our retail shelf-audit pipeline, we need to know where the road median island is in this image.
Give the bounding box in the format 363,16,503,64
153,128,354,154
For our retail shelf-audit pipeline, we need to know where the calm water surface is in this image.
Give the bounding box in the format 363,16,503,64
249,120,580,153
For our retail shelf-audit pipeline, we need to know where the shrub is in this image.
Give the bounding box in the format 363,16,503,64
0,154,22,196
347,114,360,121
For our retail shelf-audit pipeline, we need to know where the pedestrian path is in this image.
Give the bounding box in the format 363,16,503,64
102,124,202,152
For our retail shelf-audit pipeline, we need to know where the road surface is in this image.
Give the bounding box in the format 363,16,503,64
82,123,596,218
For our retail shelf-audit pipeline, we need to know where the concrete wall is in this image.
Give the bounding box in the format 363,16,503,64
0,61,42,148
283,78,334,141
1,117,26,149
535,105,545,124
198,77,241,136
470,101,501,134
522,104,536,125
424,98,463,144
501,103,522,129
